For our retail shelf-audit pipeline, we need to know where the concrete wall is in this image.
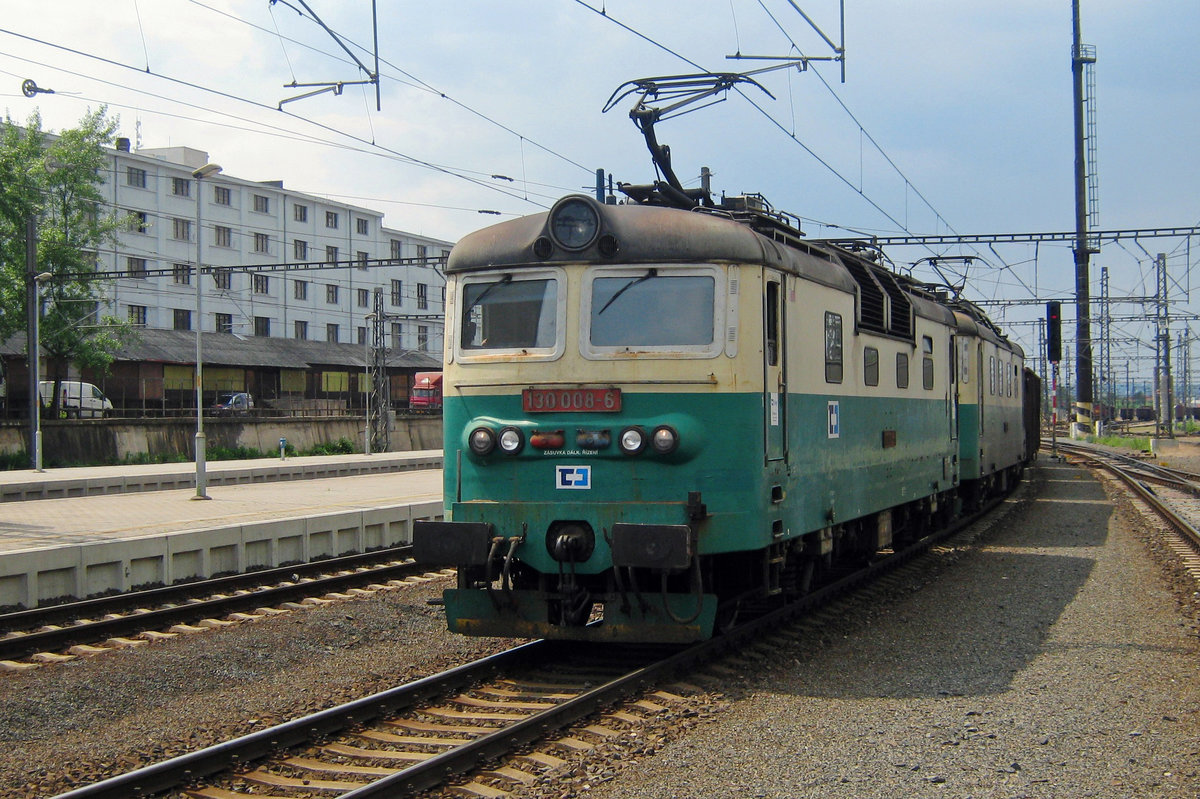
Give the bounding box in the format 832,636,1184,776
0,416,442,465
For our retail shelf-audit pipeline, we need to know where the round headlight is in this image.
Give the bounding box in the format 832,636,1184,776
498,426,524,455
619,426,646,456
549,196,600,251
469,427,495,456
651,425,679,454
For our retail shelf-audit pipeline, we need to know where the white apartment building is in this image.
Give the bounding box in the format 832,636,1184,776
98,139,450,355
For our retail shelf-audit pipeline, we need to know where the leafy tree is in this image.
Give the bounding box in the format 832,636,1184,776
0,108,136,413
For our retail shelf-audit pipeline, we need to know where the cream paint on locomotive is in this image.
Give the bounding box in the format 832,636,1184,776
954,320,1026,476
443,262,758,397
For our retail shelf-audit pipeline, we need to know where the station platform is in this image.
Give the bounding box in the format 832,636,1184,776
0,452,447,610
0,450,443,502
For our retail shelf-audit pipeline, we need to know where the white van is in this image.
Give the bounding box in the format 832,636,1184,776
39,380,114,418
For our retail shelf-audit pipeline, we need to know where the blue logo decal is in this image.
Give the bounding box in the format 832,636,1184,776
827,400,840,439
555,465,591,490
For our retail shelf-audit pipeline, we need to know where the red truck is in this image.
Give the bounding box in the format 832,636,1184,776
409,372,443,412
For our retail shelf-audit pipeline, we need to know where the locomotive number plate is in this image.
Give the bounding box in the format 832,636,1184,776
523,388,621,413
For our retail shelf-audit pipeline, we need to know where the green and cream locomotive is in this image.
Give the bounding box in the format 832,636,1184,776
414,193,1036,642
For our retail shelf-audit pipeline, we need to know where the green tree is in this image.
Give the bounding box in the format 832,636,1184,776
0,108,136,413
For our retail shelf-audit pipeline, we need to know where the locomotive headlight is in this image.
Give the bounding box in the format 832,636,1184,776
651,425,679,454
619,426,646,456
469,427,496,456
498,426,525,455
548,196,600,251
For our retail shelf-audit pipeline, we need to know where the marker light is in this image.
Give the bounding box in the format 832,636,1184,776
619,426,646,456
469,427,496,456
498,426,525,455
651,425,679,454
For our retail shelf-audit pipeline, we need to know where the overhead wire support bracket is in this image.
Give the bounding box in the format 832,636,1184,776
273,0,382,111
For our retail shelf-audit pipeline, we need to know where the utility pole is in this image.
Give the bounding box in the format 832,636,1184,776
24,217,38,466
1155,252,1173,438
1071,0,1097,437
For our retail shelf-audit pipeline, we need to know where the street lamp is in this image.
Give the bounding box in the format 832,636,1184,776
192,163,221,500
31,270,52,472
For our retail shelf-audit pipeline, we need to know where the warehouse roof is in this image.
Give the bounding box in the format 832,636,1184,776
1,328,441,370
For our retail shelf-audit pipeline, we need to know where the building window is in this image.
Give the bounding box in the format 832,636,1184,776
253,232,270,253
213,185,231,206
253,273,269,294
390,239,402,260
325,210,339,229
416,244,428,262
215,225,232,247
357,288,369,308
896,352,910,389
128,210,148,233
390,322,402,350
128,305,147,326
824,311,843,384
173,218,192,241
294,203,308,223
254,316,271,337
126,257,148,278
126,166,147,188
325,245,338,263
173,308,191,331
326,323,339,343
418,325,428,351
172,177,190,197
253,194,270,213
294,239,308,260
294,320,308,340
294,279,308,300
356,250,368,270
390,279,402,306
173,263,191,285
864,347,879,387
357,326,367,345
356,217,369,235
215,312,233,334
213,270,231,290
417,282,428,310
326,283,339,304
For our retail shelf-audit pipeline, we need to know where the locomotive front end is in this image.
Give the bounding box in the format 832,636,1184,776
414,196,764,642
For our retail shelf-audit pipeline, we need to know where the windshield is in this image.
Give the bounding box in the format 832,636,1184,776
461,277,558,350
589,273,715,347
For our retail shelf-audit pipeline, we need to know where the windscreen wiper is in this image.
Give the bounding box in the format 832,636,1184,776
597,268,657,316
465,274,513,314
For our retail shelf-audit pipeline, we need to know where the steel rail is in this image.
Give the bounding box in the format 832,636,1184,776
49,481,1021,799
1055,442,1200,554
0,546,430,661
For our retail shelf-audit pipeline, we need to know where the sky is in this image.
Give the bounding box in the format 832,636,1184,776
0,1,1197,393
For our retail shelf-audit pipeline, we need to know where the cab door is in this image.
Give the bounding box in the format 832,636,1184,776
764,272,787,462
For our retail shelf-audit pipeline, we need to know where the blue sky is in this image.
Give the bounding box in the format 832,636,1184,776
0,1,1196,385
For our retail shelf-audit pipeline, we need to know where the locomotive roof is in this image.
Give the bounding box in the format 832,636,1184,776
448,197,960,332
448,202,859,293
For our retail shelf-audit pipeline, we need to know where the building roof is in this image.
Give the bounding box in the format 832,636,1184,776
2,328,441,371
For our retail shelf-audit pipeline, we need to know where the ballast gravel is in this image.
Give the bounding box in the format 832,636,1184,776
524,458,1200,799
1,455,1198,799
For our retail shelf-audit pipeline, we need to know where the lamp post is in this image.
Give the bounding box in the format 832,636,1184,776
31,270,52,472
364,312,374,456
192,163,221,500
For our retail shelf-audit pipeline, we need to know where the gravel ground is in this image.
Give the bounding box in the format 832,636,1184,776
528,459,1200,799
0,580,516,798
3,452,1198,799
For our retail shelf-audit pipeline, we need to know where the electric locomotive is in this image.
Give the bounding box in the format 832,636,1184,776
413,191,1033,642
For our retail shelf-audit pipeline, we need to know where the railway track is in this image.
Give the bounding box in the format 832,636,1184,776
48,477,1027,799
1054,442,1200,579
0,546,449,667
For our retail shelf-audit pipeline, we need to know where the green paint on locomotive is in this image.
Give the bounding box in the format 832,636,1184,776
442,386,955,576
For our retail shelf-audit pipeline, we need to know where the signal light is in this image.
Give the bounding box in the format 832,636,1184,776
1046,301,1062,363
